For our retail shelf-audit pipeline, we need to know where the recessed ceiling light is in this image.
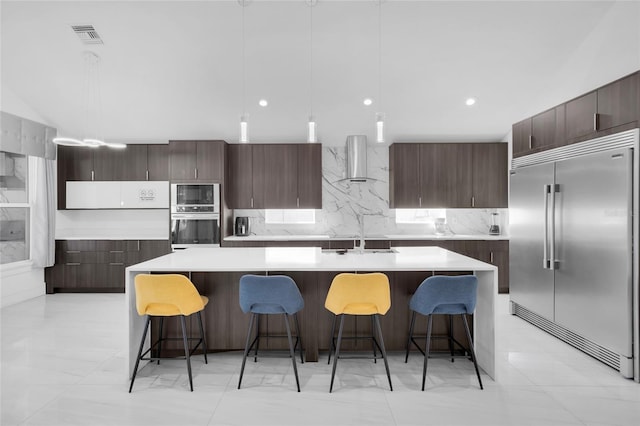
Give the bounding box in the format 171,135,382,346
258,99,268,107
363,98,373,106
465,97,477,106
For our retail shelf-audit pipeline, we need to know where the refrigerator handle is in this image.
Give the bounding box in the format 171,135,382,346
549,184,558,270
543,184,550,269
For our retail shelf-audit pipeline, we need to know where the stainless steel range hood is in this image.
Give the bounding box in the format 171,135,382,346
346,135,368,182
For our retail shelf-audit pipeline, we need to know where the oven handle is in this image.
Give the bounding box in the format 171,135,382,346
171,214,220,220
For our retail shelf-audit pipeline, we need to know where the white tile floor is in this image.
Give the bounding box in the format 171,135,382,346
1,293,639,426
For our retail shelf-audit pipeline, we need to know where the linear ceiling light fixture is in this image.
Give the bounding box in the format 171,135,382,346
53,51,125,149
375,0,385,144
239,0,249,143
307,0,318,143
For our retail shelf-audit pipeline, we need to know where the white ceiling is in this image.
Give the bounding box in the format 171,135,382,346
2,0,640,147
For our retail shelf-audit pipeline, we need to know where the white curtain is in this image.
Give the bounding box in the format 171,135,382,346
31,157,55,267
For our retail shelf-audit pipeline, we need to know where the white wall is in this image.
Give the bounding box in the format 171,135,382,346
0,262,44,308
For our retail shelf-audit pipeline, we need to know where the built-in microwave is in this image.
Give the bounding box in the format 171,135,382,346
170,183,220,213
171,213,220,249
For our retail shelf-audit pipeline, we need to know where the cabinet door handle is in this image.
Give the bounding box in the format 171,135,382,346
194,168,198,179
109,250,124,253
66,250,80,254
250,197,254,208
66,263,80,266
490,251,494,263
137,240,140,251
297,197,300,208
418,196,422,207
471,196,475,207
109,262,124,266
593,113,599,131
146,170,149,181
528,134,532,150
91,170,95,181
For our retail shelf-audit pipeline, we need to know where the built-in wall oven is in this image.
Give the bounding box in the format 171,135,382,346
170,183,220,249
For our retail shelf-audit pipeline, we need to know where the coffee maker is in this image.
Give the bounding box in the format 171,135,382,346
235,217,250,236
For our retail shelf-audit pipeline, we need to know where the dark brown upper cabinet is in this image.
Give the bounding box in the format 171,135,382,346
93,145,147,180
565,72,638,143
146,144,169,181
56,144,168,209
389,142,507,209
389,143,420,207
471,143,508,208
513,106,565,158
168,140,225,182
227,143,322,209
297,144,322,208
419,143,473,208
514,70,639,157
227,144,254,208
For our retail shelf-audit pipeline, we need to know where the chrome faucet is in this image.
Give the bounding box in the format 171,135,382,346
357,214,366,253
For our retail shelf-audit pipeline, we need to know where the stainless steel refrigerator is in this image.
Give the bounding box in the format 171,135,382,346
510,129,638,380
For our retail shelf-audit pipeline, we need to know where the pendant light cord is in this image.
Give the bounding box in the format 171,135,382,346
241,1,246,118
310,0,314,118
378,0,382,113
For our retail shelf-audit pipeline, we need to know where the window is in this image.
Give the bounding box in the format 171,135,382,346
395,208,445,224
0,152,30,264
264,209,316,224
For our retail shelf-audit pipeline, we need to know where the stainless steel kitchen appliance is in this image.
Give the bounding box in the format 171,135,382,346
235,216,250,236
510,129,638,380
170,183,220,249
170,183,220,213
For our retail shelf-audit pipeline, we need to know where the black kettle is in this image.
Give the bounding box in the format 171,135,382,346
235,217,250,236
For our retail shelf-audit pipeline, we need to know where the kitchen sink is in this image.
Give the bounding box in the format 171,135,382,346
321,248,397,254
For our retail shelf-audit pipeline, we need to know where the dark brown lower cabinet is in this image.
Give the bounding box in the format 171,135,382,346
153,269,476,362
45,239,171,293
390,240,510,294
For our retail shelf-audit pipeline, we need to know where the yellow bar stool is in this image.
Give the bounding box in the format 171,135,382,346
129,274,209,392
324,272,393,392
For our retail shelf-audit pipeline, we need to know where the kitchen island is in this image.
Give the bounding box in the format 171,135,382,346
126,246,498,380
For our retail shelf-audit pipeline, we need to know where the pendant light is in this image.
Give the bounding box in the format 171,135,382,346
307,0,318,143
53,51,125,149
239,0,249,143
375,0,385,144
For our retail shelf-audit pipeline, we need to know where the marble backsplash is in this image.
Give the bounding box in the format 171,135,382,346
234,146,508,237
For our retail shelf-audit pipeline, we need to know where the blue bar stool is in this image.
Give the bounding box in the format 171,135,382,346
238,274,305,392
405,275,483,390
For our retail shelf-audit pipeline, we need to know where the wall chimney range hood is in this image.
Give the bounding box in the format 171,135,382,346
346,135,369,182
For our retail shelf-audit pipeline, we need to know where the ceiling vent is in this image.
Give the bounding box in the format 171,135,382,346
71,25,103,45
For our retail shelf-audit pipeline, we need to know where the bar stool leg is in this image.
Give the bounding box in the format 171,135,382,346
254,314,261,362
422,314,433,391
156,317,164,365
180,316,193,392
284,313,301,392
371,315,378,363
448,315,455,363
129,316,151,393
327,314,337,365
405,311,417,363
197,311,208,364
294,313,304,363
329,314,345,393
462,314,483,390
373,314,392,391
238,312,256,389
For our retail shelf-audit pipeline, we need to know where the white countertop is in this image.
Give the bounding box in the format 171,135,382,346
56,228,168,240
224,234,509,242
127,246,496,273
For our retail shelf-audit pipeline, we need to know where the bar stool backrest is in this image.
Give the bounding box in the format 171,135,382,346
134,274,205,316
239,274,304,314
409,275,478,315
